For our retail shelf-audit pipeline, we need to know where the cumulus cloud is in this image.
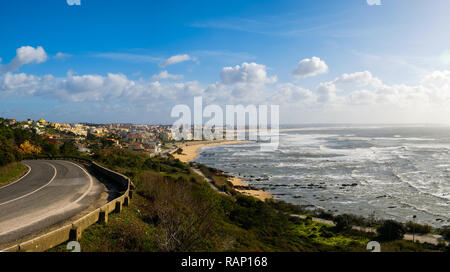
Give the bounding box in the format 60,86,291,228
59,73,135,102
315,70,450,113
66,0,81,6
292,57,328,78
3,54,450,124
0,71,204,107
159,54,196,67
270,83,316,105
315,71,381,104
152,70,183,80
0,72,55,97
1,46,47,72
316,82,338,103
334,71,382,87
221,62,277,85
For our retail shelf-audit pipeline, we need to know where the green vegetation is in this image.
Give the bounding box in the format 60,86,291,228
291,219,369,250
333,214,353,232
50,147,445,252
0,118,83,165
438,227,450,240
196,163,236,194
1,119,444,252
405,221,432,234
0,162,28,187
377,220,406,241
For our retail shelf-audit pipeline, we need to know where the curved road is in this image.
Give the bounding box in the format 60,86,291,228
0,160,105,246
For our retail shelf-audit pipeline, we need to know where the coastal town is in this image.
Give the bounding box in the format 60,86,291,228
1,118,173,156
0,116,272,202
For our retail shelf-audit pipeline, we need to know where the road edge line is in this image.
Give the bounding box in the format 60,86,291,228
0,162,32,190
0,162,57,207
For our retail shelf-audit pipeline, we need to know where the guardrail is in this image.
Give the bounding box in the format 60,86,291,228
1,156,134,252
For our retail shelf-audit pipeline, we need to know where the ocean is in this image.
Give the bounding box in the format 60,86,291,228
194,125,450,227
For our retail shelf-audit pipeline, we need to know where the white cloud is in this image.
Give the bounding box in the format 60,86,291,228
1,46,47,72
152,70,183,80
292,57,328,78
0,71,204,107
316,82,341,104
159,54,196,67
334,71,382,87
367,0,381,6
0,72,55,97
312,71,382,103
54,52,72,60
270,83,316,105
67,0,81,6
221,62,277,85
3,58,450,124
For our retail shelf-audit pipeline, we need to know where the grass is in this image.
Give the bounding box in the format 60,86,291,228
49,194,158,252
292,220,369,250
0,162,28,187
47,149,447,252
48,182,444,252
196,163,236,193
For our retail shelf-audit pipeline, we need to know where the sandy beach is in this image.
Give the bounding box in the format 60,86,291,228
172,140,273,201
172,140,249,162
228,177,273,201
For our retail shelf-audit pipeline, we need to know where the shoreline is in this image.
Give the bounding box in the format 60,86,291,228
227,176,273,201
172,140,273,201
172,140,249,162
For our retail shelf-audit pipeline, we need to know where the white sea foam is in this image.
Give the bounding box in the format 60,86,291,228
196,126,450,226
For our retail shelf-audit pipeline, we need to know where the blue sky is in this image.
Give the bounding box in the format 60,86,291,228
1,0,450,124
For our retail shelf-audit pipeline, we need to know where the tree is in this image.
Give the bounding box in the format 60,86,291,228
60,141,78,155
19,141,42,155
143,176,216,251
377,220,406,241
0,145,16,166
42,142,59,157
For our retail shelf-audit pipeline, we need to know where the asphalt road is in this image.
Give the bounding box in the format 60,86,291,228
0,160,105,246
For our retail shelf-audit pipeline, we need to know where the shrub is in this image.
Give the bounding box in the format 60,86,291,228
405,221,432,234
439,227,450,240
377,220,406,241
333,214,353,231
137,171,217,251
229,195,289,233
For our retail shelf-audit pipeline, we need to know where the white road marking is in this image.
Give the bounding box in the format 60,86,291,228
0,160,96,237
0,162,57,207
64,160,93,204
0,162,32,190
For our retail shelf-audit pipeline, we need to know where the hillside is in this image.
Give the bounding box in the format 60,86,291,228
50,148,446,252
